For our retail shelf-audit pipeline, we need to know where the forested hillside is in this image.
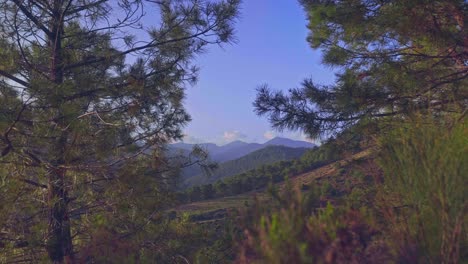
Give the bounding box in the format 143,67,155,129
0,0,465,263
181,141,341,201
183,145,310,187
170,137,315,182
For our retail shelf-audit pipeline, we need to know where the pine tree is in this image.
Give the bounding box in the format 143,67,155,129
254,0,467,138
0,0,239,262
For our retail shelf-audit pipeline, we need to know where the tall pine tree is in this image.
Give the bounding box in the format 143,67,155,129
0,0,239,262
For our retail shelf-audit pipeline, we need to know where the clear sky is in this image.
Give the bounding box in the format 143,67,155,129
182,1,335,145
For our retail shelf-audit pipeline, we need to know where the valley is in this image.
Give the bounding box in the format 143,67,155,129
174,148,374,219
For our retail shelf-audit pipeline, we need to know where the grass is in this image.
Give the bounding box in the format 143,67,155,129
175,195,253,214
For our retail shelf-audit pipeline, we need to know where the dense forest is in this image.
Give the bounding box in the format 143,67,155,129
182,145,311,188
181,141,341,201
0,0,466,263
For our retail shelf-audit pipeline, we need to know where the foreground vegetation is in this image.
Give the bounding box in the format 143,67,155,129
1,0,466,263
237,116,466,264
175,116,467,263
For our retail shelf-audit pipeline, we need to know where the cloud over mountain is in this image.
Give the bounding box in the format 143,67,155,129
263,130,276,140
223,130,247,142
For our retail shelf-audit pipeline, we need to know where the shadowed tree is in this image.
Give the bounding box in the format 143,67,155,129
254,0,467,139
251,2,466,262
0,0,239,262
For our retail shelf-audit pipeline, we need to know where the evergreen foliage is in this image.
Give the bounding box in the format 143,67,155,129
182,140,343,201
248,1,467,263
0,0,239,262
254,0,467,138
183,145,310,187
0,0,466,263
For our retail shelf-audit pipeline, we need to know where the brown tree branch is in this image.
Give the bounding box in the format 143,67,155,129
12,0,52,37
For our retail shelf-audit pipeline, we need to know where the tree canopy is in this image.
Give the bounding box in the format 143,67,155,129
0,0,239,262
254,0,467,138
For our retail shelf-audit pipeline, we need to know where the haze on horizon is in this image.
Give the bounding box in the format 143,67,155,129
173,135,317,147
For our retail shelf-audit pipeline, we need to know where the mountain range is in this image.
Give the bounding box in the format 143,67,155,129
169,137,316,187
171,137,315,162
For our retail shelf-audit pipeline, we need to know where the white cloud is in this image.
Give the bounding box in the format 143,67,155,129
222,130,247,142
263,130,276,140
182,134,204,144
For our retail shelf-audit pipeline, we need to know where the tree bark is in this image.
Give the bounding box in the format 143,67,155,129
46,164,74,264
45,1,75,263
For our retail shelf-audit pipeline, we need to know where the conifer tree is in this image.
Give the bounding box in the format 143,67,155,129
254,0,466,138
0,0,239,262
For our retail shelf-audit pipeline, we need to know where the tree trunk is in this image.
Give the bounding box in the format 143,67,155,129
45,1,75,263
46,164,74,264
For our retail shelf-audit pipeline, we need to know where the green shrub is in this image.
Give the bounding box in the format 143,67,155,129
321,181,339,197
237,187,393,263
378,116,467,263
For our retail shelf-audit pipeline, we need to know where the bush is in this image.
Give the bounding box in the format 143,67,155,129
378,116,467,263
236,186,393,263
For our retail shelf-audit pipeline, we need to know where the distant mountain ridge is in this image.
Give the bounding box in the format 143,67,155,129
170,137,315,162
264,137,316,148
183,145,310,187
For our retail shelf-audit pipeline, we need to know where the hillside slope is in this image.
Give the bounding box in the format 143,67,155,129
183,145,310,187
264,137,315,148
176,149,374,214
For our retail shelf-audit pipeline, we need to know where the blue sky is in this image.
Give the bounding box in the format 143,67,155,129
182,1,335,145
